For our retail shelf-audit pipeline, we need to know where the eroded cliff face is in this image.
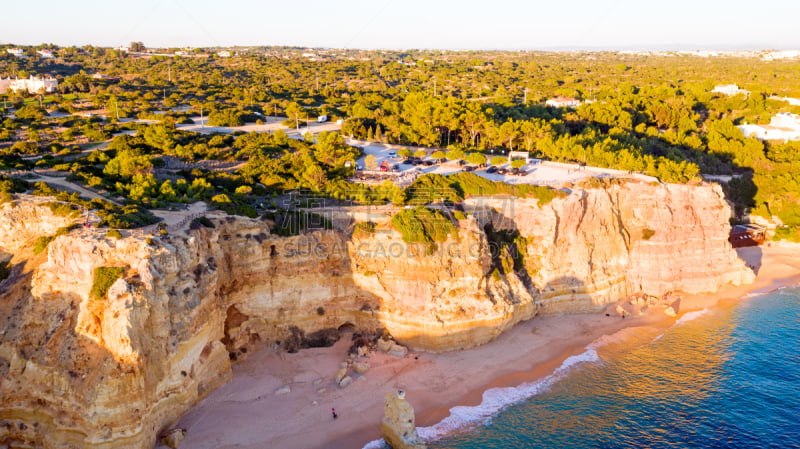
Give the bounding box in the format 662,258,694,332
0,181,753,448
465,181,754,313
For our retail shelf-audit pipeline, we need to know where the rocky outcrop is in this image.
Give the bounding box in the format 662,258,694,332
0,180,753,448
464,181,753,313
381,391,426,449
0,196,77,252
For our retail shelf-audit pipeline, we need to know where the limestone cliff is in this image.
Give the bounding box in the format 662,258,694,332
0,180,753,448
464,181,753,313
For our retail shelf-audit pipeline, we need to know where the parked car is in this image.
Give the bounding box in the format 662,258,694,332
402,159,414,165
423,160,436,166
457,160,467,166
486,166,498,173
464,165,476,172
497,168,508,175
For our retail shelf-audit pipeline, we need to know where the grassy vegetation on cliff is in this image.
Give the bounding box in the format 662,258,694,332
106,229,123,239
45,201,80,218
90,266,126,301
390,206,457,252
484,224,528,274
33,236,54,254
33,224,82,254
353,221,376,237
406,173,567,206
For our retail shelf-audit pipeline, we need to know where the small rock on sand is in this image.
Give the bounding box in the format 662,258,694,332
161,429,186,449
335,368,348,383
664,306,677,317
352,361,370,374
275,386,291,395
388,344,407,358
339,376,353,388
376,338,394,352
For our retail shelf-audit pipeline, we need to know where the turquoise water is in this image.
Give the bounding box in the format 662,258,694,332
427,287,800,449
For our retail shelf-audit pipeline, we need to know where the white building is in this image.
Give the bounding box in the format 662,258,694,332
712,84,749,96
761,50,800,61
739,113,800,141
217,50,231,57
545,97,582,108
770,96,800,106
36,50,54,59
6,48,26,58
0,76,59,94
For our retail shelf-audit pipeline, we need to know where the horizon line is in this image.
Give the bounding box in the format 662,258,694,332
2,41,800,53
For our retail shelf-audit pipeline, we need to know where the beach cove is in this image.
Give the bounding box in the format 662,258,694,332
167,243,800,449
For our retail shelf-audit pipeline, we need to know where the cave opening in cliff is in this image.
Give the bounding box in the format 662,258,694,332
337,322,356,334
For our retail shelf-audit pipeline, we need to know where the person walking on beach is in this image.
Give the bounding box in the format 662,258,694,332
331,408,338,420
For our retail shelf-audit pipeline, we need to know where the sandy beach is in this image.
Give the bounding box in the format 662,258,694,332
166,244,800,449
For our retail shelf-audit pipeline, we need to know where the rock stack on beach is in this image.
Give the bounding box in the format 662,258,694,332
381,390,426,449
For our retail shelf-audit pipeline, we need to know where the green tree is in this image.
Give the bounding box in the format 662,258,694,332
364,154,378,170
490,155,507,166
466,152,487,165
284,102,304,130
104,150,153,178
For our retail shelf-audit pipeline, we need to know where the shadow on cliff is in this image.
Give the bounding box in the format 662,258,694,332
538,276,605,315
735,245,763,276
0,265,121,447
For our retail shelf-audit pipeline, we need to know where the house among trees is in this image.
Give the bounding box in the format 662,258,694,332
545,96,582,108
6,48,26,58
739,113,800,141
712,84,749,96
0,76,59,94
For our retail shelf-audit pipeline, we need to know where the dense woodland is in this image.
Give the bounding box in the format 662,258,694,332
1,45,799,239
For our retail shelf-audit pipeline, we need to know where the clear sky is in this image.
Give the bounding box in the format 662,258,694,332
2,0,799,50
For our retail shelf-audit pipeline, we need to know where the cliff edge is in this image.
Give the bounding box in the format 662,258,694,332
0,181,753,448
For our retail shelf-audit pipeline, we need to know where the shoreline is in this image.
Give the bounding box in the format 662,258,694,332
169,244,800,449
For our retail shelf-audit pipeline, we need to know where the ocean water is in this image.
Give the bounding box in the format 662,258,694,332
422,286,800,449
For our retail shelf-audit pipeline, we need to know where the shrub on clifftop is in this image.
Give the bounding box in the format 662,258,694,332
90,267,125,301
391,206,457,252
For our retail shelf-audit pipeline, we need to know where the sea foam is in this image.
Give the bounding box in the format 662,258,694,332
674,308,709,325
361,346,601,448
